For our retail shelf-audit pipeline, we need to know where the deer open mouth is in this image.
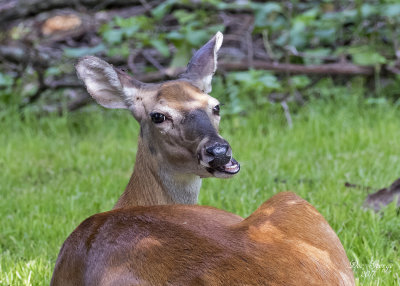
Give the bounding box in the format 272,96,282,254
205,158,240,176
215,158,240,174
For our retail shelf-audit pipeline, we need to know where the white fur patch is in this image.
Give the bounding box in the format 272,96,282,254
204,31,223,94
214,31,223,53
202,74,214,94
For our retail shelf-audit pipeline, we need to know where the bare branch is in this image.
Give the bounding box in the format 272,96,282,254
142,50,167,75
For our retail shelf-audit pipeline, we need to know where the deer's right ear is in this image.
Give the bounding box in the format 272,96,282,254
76,56,140,110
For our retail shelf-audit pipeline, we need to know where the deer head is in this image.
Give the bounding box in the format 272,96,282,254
76,32,240,207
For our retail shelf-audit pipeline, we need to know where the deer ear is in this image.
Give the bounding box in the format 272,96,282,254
180,31,223,94
76,56,141,109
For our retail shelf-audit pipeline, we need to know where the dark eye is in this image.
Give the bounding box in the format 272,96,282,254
213,105,220,116
150,112,166,124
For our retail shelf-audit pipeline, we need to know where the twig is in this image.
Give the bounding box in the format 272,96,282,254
345,182,373,191
280,101,293,129
139,0,152,12
128,50,140,74
46,79,83,89
142,50,167,75
262,30,277,61
19,67,46,109
246,20,254,68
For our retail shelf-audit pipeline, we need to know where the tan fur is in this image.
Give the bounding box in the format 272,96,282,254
51,192,355,285
115,137,175,208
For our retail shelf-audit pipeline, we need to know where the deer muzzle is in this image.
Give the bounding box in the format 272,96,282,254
200,140,240,177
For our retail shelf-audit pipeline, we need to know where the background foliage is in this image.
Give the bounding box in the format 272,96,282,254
1,0,400,285
1,0,400,112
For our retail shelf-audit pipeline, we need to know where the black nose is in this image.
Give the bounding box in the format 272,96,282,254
206,144,228,157
206,143,231,168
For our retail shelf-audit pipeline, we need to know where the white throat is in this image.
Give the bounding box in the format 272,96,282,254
158,167,202,204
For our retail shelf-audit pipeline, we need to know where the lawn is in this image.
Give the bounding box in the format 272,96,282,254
0,93,399,285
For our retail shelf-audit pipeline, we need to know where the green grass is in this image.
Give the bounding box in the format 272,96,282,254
1,95,399,285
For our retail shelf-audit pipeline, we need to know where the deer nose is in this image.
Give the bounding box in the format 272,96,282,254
205,143,231,167
206,144,228,157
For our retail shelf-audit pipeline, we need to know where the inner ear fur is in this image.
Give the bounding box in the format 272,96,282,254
76,56,141,109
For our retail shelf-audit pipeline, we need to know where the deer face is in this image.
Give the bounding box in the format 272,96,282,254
138,80,239,178
76,32,240,179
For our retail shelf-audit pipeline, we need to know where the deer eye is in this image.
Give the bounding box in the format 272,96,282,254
212,105,220,116
150,112,166,124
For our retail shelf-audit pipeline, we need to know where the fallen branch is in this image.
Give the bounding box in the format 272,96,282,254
0,0,150,24
364,178,400,212
220,61,375,75
127,61,377,83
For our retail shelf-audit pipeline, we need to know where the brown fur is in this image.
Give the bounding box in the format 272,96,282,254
157,81,209,110
51,192,355,286
115,137,176,208
68,35,355,285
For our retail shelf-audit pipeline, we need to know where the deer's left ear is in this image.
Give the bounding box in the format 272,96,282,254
180,31,223,94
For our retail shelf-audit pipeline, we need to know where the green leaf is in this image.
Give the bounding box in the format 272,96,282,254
186,30,209,46
361,4,378,18
173,10,197,25
341,9,357,19
102,29,124,44
295,7,319,24
314,28,336,41
170,43,191,67
231,71,281,90
107,44,130,58
166,31,185,41
152,0,176,20
0,72,13,86
150,39,170,57
259,74,281,89
382,4,400,18
303,48,332,65
123,25,141,38
231,71,255,82
346,47,386,66
291,76,311,89
64,44,106,58
252,2,282,28
45,67,62,77
353,52,386,66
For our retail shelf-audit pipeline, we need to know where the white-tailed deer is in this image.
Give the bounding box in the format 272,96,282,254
51,33,355,285
75,32,239,209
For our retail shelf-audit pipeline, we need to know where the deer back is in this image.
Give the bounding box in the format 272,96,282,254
51,192,355,286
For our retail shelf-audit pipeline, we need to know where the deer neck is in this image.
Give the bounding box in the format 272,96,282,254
113,136,202,209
